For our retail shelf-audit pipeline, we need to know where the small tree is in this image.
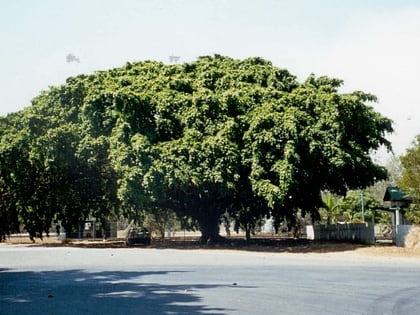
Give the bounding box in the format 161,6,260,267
319,192,342,224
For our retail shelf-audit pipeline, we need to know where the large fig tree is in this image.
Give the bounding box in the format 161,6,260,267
0,55,392,243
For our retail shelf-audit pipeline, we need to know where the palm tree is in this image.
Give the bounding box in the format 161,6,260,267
320,192,341,224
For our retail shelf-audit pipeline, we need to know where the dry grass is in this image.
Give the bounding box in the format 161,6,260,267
3,235,420,258
405,226,420,249
4,236,62,245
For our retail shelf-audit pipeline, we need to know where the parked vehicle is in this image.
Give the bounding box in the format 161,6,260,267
126,227,151,246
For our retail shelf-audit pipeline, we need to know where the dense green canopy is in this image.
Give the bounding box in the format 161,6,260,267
0,55,393,242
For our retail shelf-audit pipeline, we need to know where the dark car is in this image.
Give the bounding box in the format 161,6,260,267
126,227,151,246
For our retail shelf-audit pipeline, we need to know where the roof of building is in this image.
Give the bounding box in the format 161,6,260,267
383,186,410,202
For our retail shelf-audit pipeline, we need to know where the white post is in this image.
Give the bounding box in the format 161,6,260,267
395,208,401,226
360,190,365,222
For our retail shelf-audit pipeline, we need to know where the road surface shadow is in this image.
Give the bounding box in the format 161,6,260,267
150,238,371,254
0,268,234,314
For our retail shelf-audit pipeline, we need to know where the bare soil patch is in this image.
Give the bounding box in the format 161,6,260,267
353,244,420,259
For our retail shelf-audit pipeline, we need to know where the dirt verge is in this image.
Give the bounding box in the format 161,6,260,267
4,236,420,258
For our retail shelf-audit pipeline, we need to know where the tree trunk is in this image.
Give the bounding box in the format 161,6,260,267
245,225,251,242
197,209,222,244
199,220,221,244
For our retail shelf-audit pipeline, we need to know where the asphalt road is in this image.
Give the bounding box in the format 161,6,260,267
1,245,420,314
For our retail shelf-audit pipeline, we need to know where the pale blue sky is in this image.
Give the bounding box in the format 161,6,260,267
1,0,419,158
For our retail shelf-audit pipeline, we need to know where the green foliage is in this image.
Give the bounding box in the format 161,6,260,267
399,135,420,224
337,190,379,223
319,192,341,224
0,55,393,242
142,208,177,239
0,85,119,240
319,190,389,224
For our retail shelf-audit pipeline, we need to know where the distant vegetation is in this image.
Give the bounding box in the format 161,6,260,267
399,135,420,224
